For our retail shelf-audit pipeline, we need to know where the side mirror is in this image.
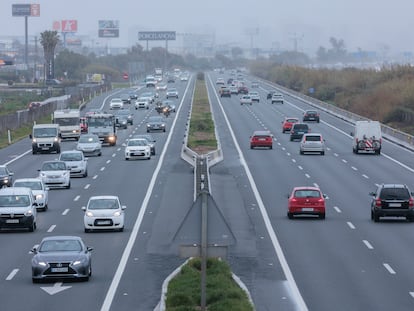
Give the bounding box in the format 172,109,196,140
29,134,33,139
87,247,93,252
81,206,86,211
350,132,354,137
30,247,38,254
369,192,376,196
121,205,127,210
286,194,290,198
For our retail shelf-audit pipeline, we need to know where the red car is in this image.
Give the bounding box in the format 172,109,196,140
238,86,249,94
282,117,299,133
287,186,326,219
250,130,273,149
80,117,88,133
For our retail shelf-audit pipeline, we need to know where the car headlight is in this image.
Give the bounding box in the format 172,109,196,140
54,137,59,142
35,194,44,200
72,260,82,266
24,209,33,216
34,260,47,267
146,124,150,127
113,211,122,217
161,123,165,127
86,211,94,217
32,138,37,143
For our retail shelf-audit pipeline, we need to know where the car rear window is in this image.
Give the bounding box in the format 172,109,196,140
294,190,321,198
380,188,410,200
287,119,297,123
305,135,321,141
293,124,308,130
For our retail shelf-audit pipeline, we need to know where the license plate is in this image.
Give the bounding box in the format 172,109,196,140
51,267,68,273
302,208,314,212
97,220,111,225
389,203,401,207
259,138,266,141
6,219,19,224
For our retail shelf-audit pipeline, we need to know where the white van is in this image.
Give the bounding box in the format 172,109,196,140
30,124,61,154
352,121,382,154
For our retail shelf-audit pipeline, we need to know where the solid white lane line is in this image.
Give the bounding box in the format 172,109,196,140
84,184,90,189
62,209,70,215
6,269,19,280
363,240,374,249
347,222,356,229
333,206,342,213
383,263,396,274
74,195,80,201
47,225,56,232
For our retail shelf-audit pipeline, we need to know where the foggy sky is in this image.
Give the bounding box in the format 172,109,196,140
1,0,414,55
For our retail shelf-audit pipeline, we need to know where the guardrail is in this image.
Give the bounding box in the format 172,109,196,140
259,79,414,151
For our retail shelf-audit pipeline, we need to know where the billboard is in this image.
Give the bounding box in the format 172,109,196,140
138,31,176,41
61,20,78,33
98,20,119,38
12,3,40,17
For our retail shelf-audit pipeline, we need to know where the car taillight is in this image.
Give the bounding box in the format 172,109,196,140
375,199,382,207
318,198,324,203
409,198,414,208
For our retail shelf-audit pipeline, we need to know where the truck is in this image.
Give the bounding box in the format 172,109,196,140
30,123,61,154
53,109,81,140
352,120,382,154
154,68,163,81
86,113,117,146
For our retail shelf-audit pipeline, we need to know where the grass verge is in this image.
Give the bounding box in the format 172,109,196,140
187,73,217,154
166,258,254,311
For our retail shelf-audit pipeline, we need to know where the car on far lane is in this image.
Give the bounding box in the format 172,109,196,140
251,81,259,88
229,86,239,94
240,95,253,105
134,134,156,155
13,178,49,211
282,117,299,133
250,130,273,149
287,186,326,219
0,165,14,187
31,235,93,282
82,195,126,232
299,133,325,155
59,150,88,177
135,98,150,110
219,87,231,97
290,123,310,141
303,110,320,123
124,138,152,160
146,116,166,132
76,134,102,157
271,93,284,104
166,88,179,99
38,160,71,189
115,109,134,125
109,98,123,110
249,91,260,102
216,77,225,85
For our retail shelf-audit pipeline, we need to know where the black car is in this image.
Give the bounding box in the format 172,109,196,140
31,236,93,283
290,123,310,141
370,184,414,222
0,165,14,187
114,109,133,125
114,114,128,129
303,110,320,123
267,91,275,99
146,116,166,132
120,93,131,104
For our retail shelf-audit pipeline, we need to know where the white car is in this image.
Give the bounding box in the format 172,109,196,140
109,98,123,109
125,138,151,160
166,88,179,99
82,195,126,232
135,98,150,110
156,83,168,91
249,91,260,102
59,150,88,177
38,161,70,189
76,134,102,157
240,95,253,105
300,133,325,155
13,178,49,211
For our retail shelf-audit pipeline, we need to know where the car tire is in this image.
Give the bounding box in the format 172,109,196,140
119,227,124,232
125,158,129,161
84,228,91,233
28,221,35,232
32,148,37,155
290,137,293,141
319,213,325,220
66,182,71,189
270,145,273,149
43,204,48,212
32,278,40,284
373,212,380,222
287,212,293,219
321,151,325,155
250,145,254,149
83,170,88,177
56,147,61,154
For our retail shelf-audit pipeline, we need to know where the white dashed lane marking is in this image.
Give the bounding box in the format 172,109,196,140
62,209,70,215
347,222,356,229
6,269,19,281
363,240,374,249
47,225,56,232
383,263,396,275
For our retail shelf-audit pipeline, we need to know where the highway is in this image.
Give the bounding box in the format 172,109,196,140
1,72,414,311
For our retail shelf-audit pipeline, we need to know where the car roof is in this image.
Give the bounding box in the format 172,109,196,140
14,178,43,183
60,150,83,154
41,235,83,242
292,186,321,192
380,184,408,189
0,186,33,195
89,195,119,200
303,133,322,137
253,130,272,136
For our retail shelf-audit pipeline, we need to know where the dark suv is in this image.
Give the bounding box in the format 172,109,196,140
370,184,414,222
290,123,310,141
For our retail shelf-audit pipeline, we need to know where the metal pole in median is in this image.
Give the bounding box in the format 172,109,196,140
200,189,207,311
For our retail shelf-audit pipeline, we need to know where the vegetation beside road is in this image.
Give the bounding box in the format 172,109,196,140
166,258,253,311
187,72,217,154
250,61,414,135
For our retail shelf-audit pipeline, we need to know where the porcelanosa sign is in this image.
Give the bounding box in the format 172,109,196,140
138,31,176,41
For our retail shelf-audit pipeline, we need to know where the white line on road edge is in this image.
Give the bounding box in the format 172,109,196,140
383,263,396,275
210,75,308,311
6,269,19,280
362,240,374,249
100,77,193,311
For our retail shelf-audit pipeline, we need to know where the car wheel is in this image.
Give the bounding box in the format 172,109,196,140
32,278,40,284
32,148,37,155
66,182,71,189
119,227,124,232
28,222,35,232
290,137,293,141
370,210,374,220
270,145,273,149
125,158,129,161
373,212,380,222
56,147,61,154
84,228,90,233
319,213,325,220
321,151,325,155
43,204,48,212
83,170,88,177
287,212,293,219
300,150,304,155
250,145,254,149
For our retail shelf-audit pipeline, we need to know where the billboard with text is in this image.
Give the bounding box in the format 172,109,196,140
12,3,40,17
138,31,176,41
98,20,119,38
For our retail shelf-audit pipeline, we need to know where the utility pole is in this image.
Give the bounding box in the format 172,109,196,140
290,32,304,52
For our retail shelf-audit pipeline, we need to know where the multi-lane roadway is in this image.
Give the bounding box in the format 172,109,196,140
1,72,414,311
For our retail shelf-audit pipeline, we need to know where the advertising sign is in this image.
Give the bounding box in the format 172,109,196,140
138,31,176,41
98,20,119,38
12,3,40,16
61,20,78,33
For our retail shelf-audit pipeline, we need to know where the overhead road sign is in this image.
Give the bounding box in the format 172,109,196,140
138,31,176,41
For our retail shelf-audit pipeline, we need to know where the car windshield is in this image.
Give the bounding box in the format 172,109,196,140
41,162,66,171
60,153,83,161
14,181,42,190
128,139,147,146
380,188,410,200
294,190,321,198
88,198,119,210
294,124,308,130
79,135,99,143
0,195,30,207
306,111,317,114
0,167,7,175
39,239,82,252
149,117,162,122
33,128,57,137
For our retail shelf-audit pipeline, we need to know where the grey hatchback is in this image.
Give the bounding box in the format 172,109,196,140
290,123,310,141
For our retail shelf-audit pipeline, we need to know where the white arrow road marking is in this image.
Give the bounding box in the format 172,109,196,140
41,282,72,295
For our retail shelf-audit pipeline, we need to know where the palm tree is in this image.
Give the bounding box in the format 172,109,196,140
40,30,60,80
